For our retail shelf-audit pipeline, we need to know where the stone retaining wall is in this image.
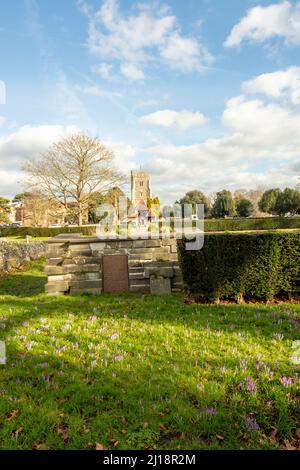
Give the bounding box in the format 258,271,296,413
0,239,46,272
45,235,183,295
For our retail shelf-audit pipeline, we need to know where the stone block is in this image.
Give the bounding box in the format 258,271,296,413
90,242,107,252
103,248,127,255
48,274,72,282
150,277,171,295
129,271,145,280
48,258,63,266
68,249,92,257
129,278,149,286
44,265,67,275
129,284,150,293
67,264,100,273
45,281,69,293
129,252,154,261
70,287,102,294
117,241,133,249
62,256,101,266
144,266,174,278
70,272,101,281
132,239,162,248
69,279,102,290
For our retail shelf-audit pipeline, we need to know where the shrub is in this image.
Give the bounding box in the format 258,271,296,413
178,231,300,302
204,217,300,232
0,226,96,238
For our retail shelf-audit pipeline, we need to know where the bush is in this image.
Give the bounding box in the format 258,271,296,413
204,217,300,232
178,231,300,301
0,226,96,238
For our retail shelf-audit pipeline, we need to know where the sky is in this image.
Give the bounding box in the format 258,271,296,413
0,0,300,203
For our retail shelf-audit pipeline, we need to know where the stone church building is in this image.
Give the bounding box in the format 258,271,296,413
130,170,151,207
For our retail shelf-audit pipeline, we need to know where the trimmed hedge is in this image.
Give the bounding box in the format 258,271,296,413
178,231,300,302
1,217,300,238
204,216,300,232
0,226,96,238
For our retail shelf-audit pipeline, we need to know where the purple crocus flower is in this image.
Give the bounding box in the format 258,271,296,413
245,416,260,430
114,354,123,361
239,377,257,392
204,407,217,415
110,333,119,340
280,376,293,387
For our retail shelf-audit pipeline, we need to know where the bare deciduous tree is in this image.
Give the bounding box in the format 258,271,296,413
24,133,125,225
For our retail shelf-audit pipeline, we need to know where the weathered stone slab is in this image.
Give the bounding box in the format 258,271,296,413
70,272,101,281
150,277,171,295
69,279,102,289
45,281,69,293
48,274,72,282
144,266,174,278
62,256,101,266
45,265,67,275
132,239,161,248
70,287,102,294
129,271,144,280
130,284,150,293
90,242,107,251
129,252,154,261
67,264,100,273
48,258,63,266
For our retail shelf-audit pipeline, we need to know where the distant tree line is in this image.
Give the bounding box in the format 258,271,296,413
175,187,300,219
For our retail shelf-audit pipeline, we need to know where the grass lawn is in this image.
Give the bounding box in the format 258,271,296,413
0,260,299,450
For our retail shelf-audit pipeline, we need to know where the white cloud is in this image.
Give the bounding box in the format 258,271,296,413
81,0,213,80
139,109,207,130
143,95,300,202
104,140,138,174
0,124,79,172
242,67,300,104
224,1,300,48
0,124,139,197
120,63,145,81
160,33,213,72
0,125,78,197
92,62,113,79
222,95,300,150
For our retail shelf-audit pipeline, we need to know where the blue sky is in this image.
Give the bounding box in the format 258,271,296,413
0,0,300,202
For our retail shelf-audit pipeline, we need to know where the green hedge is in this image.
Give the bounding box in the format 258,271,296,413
204,216,300,232
178,231,300,302
1,217,300,238
0,226,96,238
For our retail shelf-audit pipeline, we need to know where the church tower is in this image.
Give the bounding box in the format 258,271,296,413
131,170,151,207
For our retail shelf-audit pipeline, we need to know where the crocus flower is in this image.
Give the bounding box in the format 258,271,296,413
280,376,293,387
204,407,217,415
114,354,123,361
245,416,260,430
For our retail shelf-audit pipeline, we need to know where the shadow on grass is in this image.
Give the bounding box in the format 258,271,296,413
0,292,299,343
0,331,295,450
0,259,46,297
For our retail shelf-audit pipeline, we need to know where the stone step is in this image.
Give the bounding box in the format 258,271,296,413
45,281,69,293
129,272,144,280
45,264,100,275
70,287,102,294
129,284,150,293
62,256,101,266
69,279,102,290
